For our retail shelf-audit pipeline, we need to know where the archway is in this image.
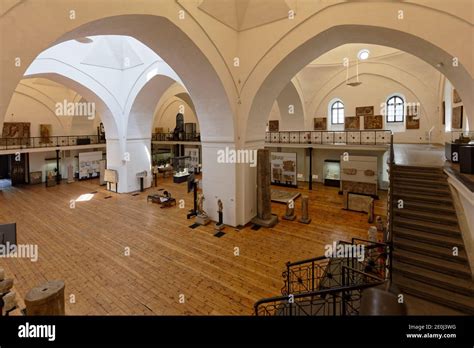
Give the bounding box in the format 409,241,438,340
50,15,235,143
3,14,238,224
246,25,472,143
240,24,472,225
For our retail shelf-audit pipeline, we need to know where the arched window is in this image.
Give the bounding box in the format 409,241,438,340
330,100,344,124
386,95,404,123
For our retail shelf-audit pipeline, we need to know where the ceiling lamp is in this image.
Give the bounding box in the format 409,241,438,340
346,58,362,87
357,49,370,60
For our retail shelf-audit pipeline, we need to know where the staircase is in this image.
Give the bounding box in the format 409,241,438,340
391,165,474,314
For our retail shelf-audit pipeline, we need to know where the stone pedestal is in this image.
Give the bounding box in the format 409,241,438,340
25,280,65,316
196,213,210,226
282,201,296,221
2,291,17,314
298,195,311,224
368,200,375,223
0,278,13,295
0,269,17,316
376,216,384,231
251,149,278,228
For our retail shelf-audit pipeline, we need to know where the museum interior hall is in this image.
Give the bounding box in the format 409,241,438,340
0,0,473,317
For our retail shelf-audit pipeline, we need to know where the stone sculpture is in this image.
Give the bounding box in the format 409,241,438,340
298,195,311,224
251,149,278,227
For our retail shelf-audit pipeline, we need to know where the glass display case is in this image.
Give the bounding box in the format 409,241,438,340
172,156,191,183
324,159,340,187
152,145,173,166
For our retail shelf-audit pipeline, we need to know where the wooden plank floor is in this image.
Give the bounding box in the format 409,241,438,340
0,177,386,315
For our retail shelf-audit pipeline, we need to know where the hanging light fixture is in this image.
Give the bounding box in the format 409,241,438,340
346,57,362,87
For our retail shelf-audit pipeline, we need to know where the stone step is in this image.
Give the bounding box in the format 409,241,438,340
393,249,472,279
393,174,446,182
393,209,458,225
393,274,474,314
393,237,468,264
393,166,445,176
393,165,444,173
393,176,449,187
393,226,463,248
393,184,451,197
392,192,453,205
394,217,460,237
393,261,474,296
392,200,456,215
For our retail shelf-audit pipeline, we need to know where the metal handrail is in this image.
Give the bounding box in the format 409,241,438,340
281,239,391,296
255,281,384,309
255,275,385,315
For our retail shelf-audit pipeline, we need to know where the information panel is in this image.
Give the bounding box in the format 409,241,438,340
270,152,297,187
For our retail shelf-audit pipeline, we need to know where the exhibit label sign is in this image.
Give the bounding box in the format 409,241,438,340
78,151,102,180
270,152,297,188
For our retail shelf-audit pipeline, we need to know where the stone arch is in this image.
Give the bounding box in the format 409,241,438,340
51,15,235,143
21,72,118,139
245,24,473,143
126,74,177,140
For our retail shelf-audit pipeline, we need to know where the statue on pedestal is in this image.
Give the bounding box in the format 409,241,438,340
195,192,210,225
215,199,224,231
282,199,296,221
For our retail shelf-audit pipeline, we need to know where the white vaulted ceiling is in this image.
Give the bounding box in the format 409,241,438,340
81,36,144,70
197,0,292,31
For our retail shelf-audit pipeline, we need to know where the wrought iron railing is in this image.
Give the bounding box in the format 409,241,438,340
0,135,103,150
255,266,385,316
281,239,391,296
265,130,392,145
152,133,200,142
350,238,392,281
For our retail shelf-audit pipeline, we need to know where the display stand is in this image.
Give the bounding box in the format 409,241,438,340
104,169,118,193
187,174,198,219
136,171,147,192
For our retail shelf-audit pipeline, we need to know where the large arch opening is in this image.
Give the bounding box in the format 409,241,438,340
240,24,472,226
3,14,238,224
246,25,472,143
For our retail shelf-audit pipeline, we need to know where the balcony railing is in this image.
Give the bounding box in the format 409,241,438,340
152,133,200,142
265,130,392,145
0,135,103,151
451,130,474,143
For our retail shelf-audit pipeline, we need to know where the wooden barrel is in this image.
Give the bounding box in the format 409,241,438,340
25,280,65,316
